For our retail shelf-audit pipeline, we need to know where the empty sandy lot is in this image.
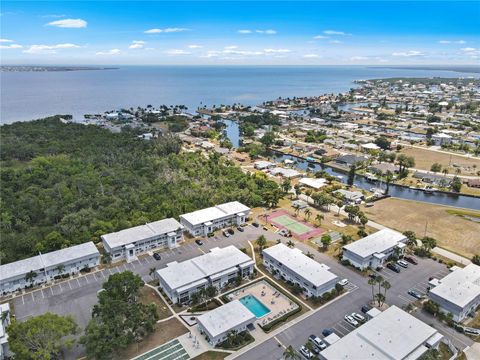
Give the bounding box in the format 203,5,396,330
364,198,480,259
400,146,480,176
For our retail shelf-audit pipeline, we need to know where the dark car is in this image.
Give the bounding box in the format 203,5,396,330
322,328,334,337
361,304,372,314
252,222,260,228
227,228,234,235
153,253,161,261
237,226,244,232
404,256,418,265
195,239,204,245
387,263,401,273
368,273,377,279
408,289,423,299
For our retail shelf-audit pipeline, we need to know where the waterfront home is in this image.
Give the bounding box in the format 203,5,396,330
333,189,364,204
254,160,275,170
299,177,328,190
101,218,184,263
156,246,254,304
335,154,368,167
180,201,250,237
269,167,301,179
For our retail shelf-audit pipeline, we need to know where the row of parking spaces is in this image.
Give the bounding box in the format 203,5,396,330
343,282,359,293
133,339,189,360
332,317,358,337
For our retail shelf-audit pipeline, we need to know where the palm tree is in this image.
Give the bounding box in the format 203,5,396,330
384,170,394,195
56,264,65,276
304,208,312,222
25,270,37,285
375,292,385,307
368,277,376,304
381,280,391,306
287,240,295,248
292,203,301,217
256,235,267,250
315,214,324,227
283,345,300,360
149,267,156,277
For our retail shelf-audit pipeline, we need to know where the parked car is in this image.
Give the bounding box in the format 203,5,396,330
408,289,424,300
387,263,401,273
299,346,314,359
263,226,268,231
351,312,366,322
397,260,409,268
308,335,327,350
361,304,372,314
404,256,418,265
227,228,234,235
322,328,335,337
237,226,244,232
252,222,260,228
153,253,161,260
223,230,231,237
368,273,377,279
195,239,203,245
338,278,349,286
344,315,359,327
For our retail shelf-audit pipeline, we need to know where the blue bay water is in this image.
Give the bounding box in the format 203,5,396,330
1,65,479,124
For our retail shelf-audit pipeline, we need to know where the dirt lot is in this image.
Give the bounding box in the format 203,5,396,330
139,286,172,320
119,318,188,360
363,198,480,259
400,146,480,176
193,351,230,360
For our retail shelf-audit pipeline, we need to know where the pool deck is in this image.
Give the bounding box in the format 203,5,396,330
227,280,298,327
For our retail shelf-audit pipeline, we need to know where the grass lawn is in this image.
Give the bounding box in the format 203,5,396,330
400,146,480,176
363,198,480,259
139,286,172,320
118,318,188,360
192,351,230,360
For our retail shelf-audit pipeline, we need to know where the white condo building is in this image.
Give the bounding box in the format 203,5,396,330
262,244,339,298
101,218,184,262
428,263,480,322
0,303,11,360
197,300,256,346
0,242,100,295
156,246,254,304
342,228,407,270
180,201,250,237
319,306,443,360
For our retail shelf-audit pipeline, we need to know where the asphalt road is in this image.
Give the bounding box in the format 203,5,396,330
8,224,474,360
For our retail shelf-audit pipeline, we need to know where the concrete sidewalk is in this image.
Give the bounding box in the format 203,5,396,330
432,247,471,266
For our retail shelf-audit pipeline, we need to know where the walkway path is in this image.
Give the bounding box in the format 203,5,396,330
432,247,472,266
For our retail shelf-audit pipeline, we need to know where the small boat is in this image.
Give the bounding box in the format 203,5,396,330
423,185,437,194
306,156,316,162
336,175,343,180
364,172,378,182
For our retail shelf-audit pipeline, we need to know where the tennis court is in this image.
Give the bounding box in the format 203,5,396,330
133,339,190,360
267,210,324,241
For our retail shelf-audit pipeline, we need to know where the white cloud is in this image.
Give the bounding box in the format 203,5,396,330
128,40,146,49
238,30,252,34
0,44,22,49
0,38,14,43
303,54,319,58
329,40,342,44
42,14,66,18
323,30,349,35
263,48,291,54
23,43,80,54
392,50,424,57
439,40,466,44
224,45,238,50
461,47,476,52
350,56,368,61
256,29,276,35
96,48,121,56
144,28,189,34
47,18,87,28
165,49,191,55
188,44,203,49
313,35,329,39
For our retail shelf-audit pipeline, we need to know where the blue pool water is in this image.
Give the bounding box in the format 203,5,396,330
239,295,271,318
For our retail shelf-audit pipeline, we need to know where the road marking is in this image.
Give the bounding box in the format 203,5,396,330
130,261,136,269
21,295,25,305
398,294,411,303
68,281,72,290
85,275,89,284
41,289,45,299
50,287,54,296
333,325,347,336
108,268,113,275
76,278,81,287
59,282,63,291
123,263,128,271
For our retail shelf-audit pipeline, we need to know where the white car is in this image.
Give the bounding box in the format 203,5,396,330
344,315,359,327
397,260,409,268
223,230,231,237
338,278,349,286
299,346,314,359
309,335,327,350
351,312,365,322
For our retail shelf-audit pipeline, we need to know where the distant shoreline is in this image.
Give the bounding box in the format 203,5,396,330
369,65,480,74
0,66,119,72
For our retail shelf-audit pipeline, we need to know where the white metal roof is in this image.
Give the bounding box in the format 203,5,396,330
197,300,256,338
0,242,99,281
429,263,480,308
156,246,253,291
319,306,441,360
343,228,406,259
299,177,327,189
101,218,183,250
180,201,250,226
263,244,338,287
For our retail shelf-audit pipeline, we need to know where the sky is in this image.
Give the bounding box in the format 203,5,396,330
1,1,479,65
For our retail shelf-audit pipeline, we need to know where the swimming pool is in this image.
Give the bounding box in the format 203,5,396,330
239,294,271,318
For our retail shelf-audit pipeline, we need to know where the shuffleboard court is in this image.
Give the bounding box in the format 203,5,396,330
132,339,190,360
267,209,324,241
